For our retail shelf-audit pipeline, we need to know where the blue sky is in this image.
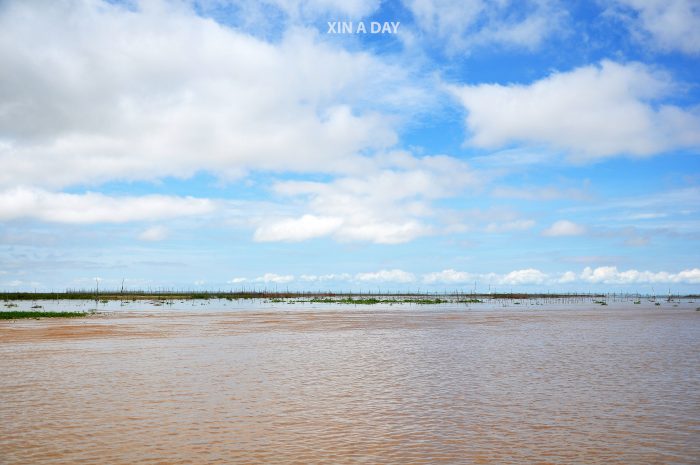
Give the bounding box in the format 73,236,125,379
1,0,699,292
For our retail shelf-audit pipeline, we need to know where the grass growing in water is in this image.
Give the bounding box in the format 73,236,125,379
310,298,386,304
0,311,90,320
309,297,448,305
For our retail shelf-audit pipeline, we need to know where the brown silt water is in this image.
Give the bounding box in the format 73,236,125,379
1,302,699,464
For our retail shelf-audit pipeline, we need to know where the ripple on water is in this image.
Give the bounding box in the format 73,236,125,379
1,306,699,464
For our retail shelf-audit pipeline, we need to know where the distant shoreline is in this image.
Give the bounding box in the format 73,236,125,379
1,291,698,301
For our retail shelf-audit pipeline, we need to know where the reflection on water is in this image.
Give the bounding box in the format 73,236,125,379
1,305,699,464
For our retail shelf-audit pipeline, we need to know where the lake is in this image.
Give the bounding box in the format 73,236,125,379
1,300,699,464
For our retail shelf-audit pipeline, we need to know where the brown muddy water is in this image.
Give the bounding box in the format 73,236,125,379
1,302,699,464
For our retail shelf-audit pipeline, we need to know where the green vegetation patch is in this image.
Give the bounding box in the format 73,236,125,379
0,311,90,320
413,299,447,304
309,297,448,305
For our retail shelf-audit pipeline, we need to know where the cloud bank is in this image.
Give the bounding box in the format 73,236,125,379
451,60,700,159
0,187,215,224
608,0,700,54
404,0,565,53
254,154,479,244
229,267,700,287
0,0,415,189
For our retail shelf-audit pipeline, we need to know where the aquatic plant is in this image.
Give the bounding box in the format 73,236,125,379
0,311,89,320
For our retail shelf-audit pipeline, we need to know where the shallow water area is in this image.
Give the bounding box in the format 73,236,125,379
1,301,699,464
2,295,695,314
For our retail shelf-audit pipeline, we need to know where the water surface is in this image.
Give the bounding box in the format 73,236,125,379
1,303,699,464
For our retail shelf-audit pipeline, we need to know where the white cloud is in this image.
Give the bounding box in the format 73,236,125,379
138,225,169,241
0,0,417,189
0,187,215,224
579,266,700,284
336,221,431,244
423,269,475,284
254,215,343,242
197,0,381,30
676,269,700,283
254,273,295,283
500,268,548,285
560,187,700,241
230,270,417,284
423,266,700,286
608,0,700,54
624,213,667,220
254,153,478,243
355,269,416,283
423,268,549,285
300,273,353,282
450,60,700,159
246,0,381,20
221,267,700,288
404,0,565,53
542,220,586,237
558,271,577,283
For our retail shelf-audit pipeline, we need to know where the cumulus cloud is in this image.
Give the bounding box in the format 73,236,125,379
558,271,577,283
0,0,417,189
228,273,295,284
423,268,547,285
254,153,478,243
254,215,343,242
423,269,475,284
0,187,215,224
423,267,700,286
579,266,700,284
254,273,295,284
229,267,700,287
450,60,700,159
404,0,565,53
229,269,417,284
608,0,700,54
542,220,586,237
500,268,548,285
355,269,416,283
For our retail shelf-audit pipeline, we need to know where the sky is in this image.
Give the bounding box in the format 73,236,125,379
1,0,699,293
